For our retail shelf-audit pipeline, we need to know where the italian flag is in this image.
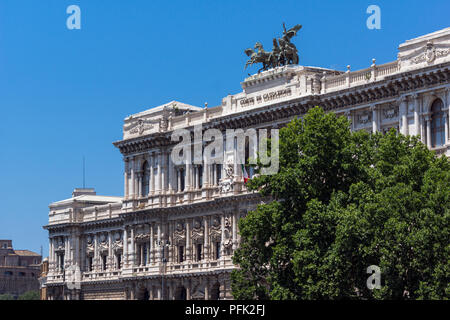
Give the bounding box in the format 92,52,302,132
241,164,249,183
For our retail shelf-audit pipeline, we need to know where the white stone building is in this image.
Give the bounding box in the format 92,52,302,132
44,27,450,300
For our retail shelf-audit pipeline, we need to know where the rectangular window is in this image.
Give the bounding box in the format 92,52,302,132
102,255,107,271
196,243,202,261
143,244,147,266
180,169,185,191
179,246,184,263
60,253,65,270
215,242,221,260
216,164,222,184
198,165,203,189
88,256,93,271
117,254,121,269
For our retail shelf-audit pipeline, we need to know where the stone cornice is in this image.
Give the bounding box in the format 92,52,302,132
122,192,265,224
113,62,450,156
45,192,267,232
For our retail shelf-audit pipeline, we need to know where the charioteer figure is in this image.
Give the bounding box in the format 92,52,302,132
244,23,302,73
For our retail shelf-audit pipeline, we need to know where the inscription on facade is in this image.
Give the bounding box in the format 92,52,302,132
239,88,292,107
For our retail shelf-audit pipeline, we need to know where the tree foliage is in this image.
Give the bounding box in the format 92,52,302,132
0,293,15,300
231,106,449,300
17,290,40,300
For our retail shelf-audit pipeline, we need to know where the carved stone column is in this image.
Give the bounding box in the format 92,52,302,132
157,152,162,194
157,286,161,300
137,172,142,198
123,227,128,267
149,223,154,264
124,157,129,199
130,285,135,300
53,237,58,271
130,157,135,199
169,150,176,193
399,96,408,136
135,158,141,199
168,221,174,263
49,238,54,271
168,281,174,300
93,233,98,271
186,219,191,261
413,94,420,136
220,215,225,257
150,152,155,195
157,223,161,261
149,283,154,300
204,216,209,260
444,110,449,145
425,115,432,148
130,228,135,267
204,278,209,301
203,162,210,188
161,151,166,194
370,105,378,133
186,279,191,300
185,162,191,191
445,88,450,142
232,212,237,251
108,232,113,270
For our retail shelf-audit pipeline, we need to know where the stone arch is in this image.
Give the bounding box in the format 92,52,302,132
430,98,445,147
424,92,446,113
137,286,150,300
210,282,221,300
175,286,187,300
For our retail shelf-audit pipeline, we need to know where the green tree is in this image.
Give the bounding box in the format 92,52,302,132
17,290,40,300
0,293,15,300
231,106,449,300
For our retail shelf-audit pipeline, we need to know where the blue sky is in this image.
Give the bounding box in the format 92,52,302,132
0,0,448,256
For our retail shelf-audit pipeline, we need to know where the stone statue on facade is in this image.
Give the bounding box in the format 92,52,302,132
244,23,302,73
219,160,235,193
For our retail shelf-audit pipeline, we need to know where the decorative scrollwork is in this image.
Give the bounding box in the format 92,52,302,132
383,106,398,119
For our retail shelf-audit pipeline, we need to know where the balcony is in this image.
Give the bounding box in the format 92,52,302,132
123,180,248,213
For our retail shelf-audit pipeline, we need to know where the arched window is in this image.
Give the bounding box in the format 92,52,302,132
175,286,187,300
142,161,150,196
431,99,445,147
143,289,150,301
210,282,221,300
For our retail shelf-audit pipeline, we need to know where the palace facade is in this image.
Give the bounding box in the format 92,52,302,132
44,27,450,300
0,240,42,298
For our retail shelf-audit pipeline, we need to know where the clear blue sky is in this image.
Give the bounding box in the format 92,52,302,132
0,0,448,256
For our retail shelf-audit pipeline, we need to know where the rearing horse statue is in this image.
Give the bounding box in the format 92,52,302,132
244,23,302,73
